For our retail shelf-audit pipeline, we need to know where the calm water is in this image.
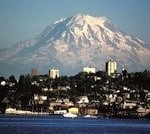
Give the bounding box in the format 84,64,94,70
0,115,150,134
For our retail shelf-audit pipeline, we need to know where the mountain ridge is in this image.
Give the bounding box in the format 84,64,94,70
0,14,150,77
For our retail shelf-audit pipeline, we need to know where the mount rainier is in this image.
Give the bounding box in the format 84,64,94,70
0,14,150,77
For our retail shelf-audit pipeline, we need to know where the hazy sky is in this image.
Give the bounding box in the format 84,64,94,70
0,0,150,49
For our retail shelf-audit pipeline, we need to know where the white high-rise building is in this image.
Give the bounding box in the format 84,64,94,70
106,60,117,76
83,67,96,74
49,69,59,79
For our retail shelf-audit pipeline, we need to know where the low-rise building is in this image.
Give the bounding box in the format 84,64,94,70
137,107,150,117
54,110,67,115
34,94,47,104
57,86,71,91
77,96,89,104
68,107,79,115
49,98,74,112
122,101,137,109
85,108,98,116
0,81,6,86
83,67,96,74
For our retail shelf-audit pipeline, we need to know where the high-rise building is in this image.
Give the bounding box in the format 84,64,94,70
31,67,38,76
49,68,59,79
83,67,96,74
106,60,117,76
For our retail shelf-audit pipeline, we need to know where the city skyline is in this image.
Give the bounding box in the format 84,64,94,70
30,60,117,78
0,0,150,49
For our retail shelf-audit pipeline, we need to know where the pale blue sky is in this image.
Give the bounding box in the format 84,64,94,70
0,0,150,48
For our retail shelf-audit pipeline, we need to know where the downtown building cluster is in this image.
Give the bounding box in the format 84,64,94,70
0,60,150,118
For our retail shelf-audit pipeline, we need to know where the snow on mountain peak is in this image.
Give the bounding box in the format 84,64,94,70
0,14,149,77
72,13,108,23
66,14,109,28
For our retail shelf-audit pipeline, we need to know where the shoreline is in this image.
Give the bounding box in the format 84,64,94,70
1,107,149,119
1,113,149,120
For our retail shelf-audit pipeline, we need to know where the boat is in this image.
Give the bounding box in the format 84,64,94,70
84,115,97,118
63,112,77,118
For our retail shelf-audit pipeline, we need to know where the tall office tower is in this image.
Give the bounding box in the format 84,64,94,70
49,68,59,79
31,67,38,76
106,60,117,76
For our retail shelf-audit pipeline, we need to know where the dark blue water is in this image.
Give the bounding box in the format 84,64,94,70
0,115,150,134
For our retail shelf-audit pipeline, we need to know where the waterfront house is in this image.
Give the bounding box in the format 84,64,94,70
137,107,150,117
122,101,137,109
68,107,79,115
84,107,98,116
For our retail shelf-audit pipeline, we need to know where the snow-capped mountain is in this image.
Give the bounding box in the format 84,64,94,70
0,14,150,77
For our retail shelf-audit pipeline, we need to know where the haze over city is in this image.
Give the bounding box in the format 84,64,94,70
0,0,150,49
